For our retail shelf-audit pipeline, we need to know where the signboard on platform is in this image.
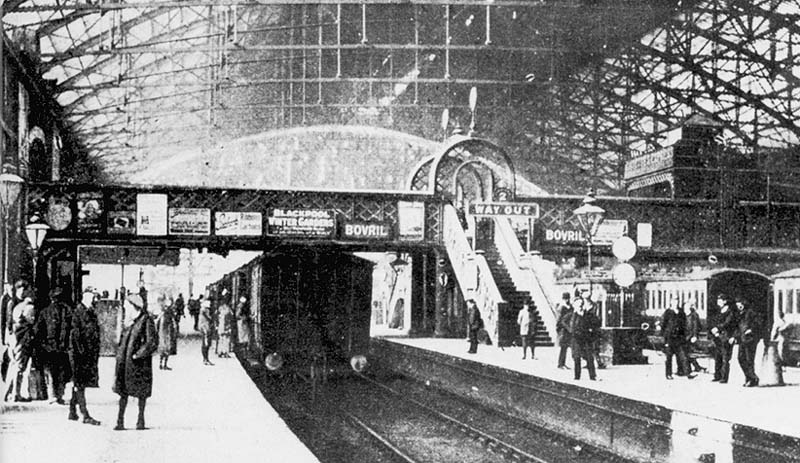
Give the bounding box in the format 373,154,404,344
267,208,336,238
215,212,262,236
397,201,425,241
79,246,180,266
136,194,167,236
76,192,104,233
169,208,211,235
468,202,540,218
341,221,392,240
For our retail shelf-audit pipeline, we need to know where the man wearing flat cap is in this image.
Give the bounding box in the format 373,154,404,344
113,293,157,430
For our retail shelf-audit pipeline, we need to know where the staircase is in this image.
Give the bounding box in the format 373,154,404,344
481,243,554,347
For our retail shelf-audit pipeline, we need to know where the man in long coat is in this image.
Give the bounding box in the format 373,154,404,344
711,294,738,383
570,298,598,381
466,299,482,354
36,287,72,405
68,290,101,425
113,294,157,430
735,299,761,387
555,292,573,369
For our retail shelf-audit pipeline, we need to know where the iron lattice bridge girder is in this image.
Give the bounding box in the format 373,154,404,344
25,183,443,250
23,183,800,255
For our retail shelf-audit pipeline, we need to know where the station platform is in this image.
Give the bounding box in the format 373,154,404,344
1,333,319,463
379,337,800,461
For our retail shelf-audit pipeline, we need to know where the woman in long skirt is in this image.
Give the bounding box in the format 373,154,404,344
156,294,176,370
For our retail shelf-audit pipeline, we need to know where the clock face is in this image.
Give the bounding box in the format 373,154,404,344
46,201,73,231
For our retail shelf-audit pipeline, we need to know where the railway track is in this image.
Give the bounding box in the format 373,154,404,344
246,362,634,463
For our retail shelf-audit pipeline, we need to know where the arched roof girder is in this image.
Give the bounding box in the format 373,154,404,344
600,59,757,146
636,43,800,142
60,17,214,111
42,7,185,69
676,14,800,91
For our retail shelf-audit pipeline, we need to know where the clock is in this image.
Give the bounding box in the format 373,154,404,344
46,199,73,231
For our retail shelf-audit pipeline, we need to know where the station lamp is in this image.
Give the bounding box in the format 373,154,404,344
573,192,606,288
25,221,50,282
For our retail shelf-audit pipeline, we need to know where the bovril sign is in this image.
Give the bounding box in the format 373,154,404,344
342,221,392,240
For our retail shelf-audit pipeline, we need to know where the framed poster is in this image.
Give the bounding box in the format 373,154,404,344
76,192,104,233
108,211,136,235
397,201,425,241
215,212,262,236
169,208,211,235
136,193,168,236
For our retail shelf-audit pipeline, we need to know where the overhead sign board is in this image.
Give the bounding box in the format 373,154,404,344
215,212,262,236
267,208,336,238
591,219,629,246
397,201,425,241
169,208,211,235
623,146,674,179
136,193,168,236
542,219,629,246
468,202,540,218
79,246,180,266
342,221,392,240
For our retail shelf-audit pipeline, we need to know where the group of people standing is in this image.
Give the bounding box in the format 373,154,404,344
2,280,102,425
554,292,602,381
708,294,763,387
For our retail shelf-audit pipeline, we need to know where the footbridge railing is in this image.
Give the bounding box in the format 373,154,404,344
442,204,505,345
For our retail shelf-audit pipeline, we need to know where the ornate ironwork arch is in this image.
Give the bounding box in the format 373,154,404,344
417,134,516,201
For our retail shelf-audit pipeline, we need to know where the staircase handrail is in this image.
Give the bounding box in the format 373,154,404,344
493,217,558,340
443,205,505,345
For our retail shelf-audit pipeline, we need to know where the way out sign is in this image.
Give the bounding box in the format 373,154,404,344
468,202,540,218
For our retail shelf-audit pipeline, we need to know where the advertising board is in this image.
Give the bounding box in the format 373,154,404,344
169,208,211,235
215,212,262,236
136,194,167,236
267,208,336,238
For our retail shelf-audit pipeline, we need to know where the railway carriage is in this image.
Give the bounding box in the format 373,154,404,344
772,269,800,366
209,249,373,373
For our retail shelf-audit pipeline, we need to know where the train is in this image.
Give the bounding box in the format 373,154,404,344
206,248,373,374
556,267,800,365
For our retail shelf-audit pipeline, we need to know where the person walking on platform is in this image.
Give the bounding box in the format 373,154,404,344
35,287,72,405
685,302,707,373
771,310,789,369
710,294,738,384
4,280,35,402
236,296,253,358
173,293,185,334
216,292,233,358
556,293,573,369
188,294,200,331
113,294,157,431
570,298,598,381
68,289,101,425
466,299,483,354
660,298,694,380
735,299,760,387
517,302,537,360
199,297,215,365
156,294,177,370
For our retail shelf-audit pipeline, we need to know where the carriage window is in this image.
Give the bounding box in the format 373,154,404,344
788,290,795,315
795,289,800,314
777,290,784,313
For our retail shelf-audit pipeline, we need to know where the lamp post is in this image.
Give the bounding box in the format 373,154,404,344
25,222,50,289
1,172,24,293
573,192,606,293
